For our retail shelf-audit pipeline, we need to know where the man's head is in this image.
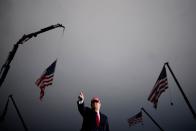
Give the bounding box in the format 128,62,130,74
91,97,101,112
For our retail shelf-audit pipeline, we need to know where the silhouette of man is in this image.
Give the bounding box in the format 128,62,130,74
77,91,110,131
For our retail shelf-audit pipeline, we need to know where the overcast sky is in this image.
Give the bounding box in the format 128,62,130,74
0,0,196,131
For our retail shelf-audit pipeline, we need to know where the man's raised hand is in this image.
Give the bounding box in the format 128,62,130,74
78,91,84,101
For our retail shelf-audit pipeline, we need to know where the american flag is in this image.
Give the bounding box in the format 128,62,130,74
148,66,168,108
35,60,57,100
128,111,143,127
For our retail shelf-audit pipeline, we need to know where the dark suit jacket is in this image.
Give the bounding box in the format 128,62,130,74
77,101,110,131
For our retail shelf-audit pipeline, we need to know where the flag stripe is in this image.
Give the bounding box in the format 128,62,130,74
35,60,57,100
39,80,53,88
151,84,168,102
37,77,53,87
128,111,143,127
35,74,54,86
128,118,142,125
148,78,167,100
148,66,168,108
149,79,168,101
150,83,168,103
152,86,168,108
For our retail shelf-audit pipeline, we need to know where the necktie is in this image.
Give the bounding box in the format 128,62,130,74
96,113,100,127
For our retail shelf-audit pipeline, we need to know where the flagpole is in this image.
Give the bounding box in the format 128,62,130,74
141,107,164,131
9,95,28,131
0,96,10,122
165,62,196,119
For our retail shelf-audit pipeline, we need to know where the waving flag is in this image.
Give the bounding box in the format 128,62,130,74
35,60,57,100
128,111,143,127
148,66,168,108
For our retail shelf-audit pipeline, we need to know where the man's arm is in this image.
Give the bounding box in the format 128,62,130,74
77,91,85,116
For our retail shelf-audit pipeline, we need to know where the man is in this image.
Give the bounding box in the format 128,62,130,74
77,91,110,131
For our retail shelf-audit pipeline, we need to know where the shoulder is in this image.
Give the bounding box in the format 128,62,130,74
100,113,108,120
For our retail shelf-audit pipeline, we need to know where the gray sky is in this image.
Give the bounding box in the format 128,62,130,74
0,0,196,131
